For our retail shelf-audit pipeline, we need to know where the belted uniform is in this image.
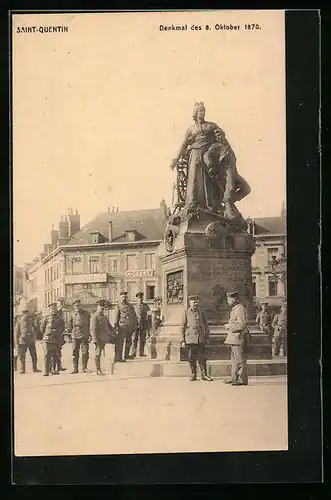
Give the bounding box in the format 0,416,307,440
224,302,250,385
114,303,138,361
40,313,65,376
68,308,91,372
180,307,210,378
90,310,114,372
272,310,287,356
14,314,39,373
256,310,272,338
131,302,150,357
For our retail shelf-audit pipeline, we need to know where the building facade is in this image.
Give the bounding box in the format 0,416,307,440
248,209,286,308
23,203,168,323
22,203,286,322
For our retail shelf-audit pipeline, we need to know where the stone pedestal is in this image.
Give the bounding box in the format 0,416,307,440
154,209,272,361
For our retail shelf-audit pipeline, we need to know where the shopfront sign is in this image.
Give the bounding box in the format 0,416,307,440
64,273,108,285
125,269,154,278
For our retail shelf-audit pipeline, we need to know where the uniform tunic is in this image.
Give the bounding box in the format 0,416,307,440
40,313,65,375
15,315,38,370
68,309,91,340
224,302,249,385
256,310,272,335
180,307,210,373
114,302,138,360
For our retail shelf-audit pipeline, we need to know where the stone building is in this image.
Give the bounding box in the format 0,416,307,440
22,202,286,322
23,203,168,323
248,205,286,308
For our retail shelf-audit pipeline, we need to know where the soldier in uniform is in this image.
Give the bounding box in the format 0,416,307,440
14,306,41,374
272,303,287,356
90,299,115,375
180,295,213,382
67,299,92,374
40,303,65,376
114,291,138,362
51,297,67,373
223,291,250,386
256,302,272,340
130,292,150,358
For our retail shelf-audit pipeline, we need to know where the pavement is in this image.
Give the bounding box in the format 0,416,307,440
14,360,288,456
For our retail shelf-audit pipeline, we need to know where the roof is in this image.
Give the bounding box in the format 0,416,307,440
67,208,168,245
253,217,286,235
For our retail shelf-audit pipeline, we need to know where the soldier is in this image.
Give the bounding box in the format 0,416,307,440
90,299,115,375
114,291,138,362
40,303,65,376
130,292,150,358
67,299,92,374
180,295,213,382
272,303,287,356
51,297,67,373
223,291,251,386
14,306,41,374
256,302,272,340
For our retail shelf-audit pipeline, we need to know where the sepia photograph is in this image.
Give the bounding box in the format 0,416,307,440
12,10,289,460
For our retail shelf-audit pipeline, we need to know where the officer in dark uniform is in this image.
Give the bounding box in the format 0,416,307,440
40,303,65,376
130,292,150,358
90,299,115,375
14,305,41,374
256,302,272,340
114,291,138,362
52,297,67,373
180,295,213,381
67,299,92,374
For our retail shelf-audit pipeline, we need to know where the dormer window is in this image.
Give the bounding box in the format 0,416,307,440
90,231,105,244
125,230,139,242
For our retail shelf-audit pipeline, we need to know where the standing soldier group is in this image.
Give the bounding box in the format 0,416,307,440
256,301,287,356
14,291,287,383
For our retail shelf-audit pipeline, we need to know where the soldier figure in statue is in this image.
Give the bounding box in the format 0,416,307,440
171,101,250,222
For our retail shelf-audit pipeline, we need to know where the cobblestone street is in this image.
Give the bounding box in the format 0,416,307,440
14,351,288,456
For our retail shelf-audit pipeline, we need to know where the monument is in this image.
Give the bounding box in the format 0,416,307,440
155,102,272,361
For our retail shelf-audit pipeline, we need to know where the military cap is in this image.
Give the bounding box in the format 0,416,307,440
48,302,57,307
21,305,29,312
119,291,128,297
261,301,268,306
96,299,107,306
188,295,199,301
72,299,81,305
136,292,144,298
57,297,65,304
226,291,239,298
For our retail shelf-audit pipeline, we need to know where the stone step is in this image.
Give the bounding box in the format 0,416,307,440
107,358,287,378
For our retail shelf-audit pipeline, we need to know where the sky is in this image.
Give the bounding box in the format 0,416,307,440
12,10,286,266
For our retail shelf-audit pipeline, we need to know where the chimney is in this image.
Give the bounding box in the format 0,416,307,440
68,210,80,237
108,221,113,242
50,227,59,246
107,207,110,213
59,216,69,239
112,206,115,212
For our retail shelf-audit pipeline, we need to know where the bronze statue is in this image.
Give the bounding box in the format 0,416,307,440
171,102,250,221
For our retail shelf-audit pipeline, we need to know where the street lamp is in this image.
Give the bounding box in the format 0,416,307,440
268,253,287,299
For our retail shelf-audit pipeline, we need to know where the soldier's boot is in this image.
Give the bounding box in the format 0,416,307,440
95,357,105,376
189,361,197,381
200,361,213,382
32,362,42,373
82,354,92,373
71,358,79,374
13,356,18,372
19,358,26,375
